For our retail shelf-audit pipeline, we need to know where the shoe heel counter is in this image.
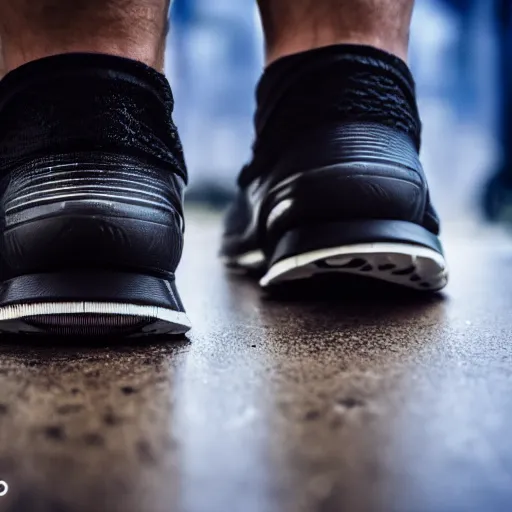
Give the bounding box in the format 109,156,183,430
262,123,427,240
1,154,184,279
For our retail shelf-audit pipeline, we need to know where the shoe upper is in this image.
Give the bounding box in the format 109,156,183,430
0,54,187,282
223,121,441,262
222,45,442,262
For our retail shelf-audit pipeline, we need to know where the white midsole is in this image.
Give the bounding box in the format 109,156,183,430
0,301,191,330
260,242,448,288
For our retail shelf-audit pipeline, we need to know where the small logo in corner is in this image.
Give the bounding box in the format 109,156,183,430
0,481,8,497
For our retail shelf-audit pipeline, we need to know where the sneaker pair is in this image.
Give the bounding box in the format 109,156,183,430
0,49,448,337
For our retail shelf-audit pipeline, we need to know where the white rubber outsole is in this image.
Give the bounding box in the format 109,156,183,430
0,302,192,337
260,243,449,291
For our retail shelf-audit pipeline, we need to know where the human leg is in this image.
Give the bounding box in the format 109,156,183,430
0,0,170,71
258,0,414,63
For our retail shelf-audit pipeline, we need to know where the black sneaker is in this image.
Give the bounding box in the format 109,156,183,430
221,46,448,292
0,54,191,336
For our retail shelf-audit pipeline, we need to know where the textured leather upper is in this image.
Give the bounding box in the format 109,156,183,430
224,45,441,258
0,54,187,280
240,45,421,188
0,53,187,184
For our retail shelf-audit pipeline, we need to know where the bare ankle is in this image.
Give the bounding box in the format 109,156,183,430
266,33,409,64
2,39,166,73
258,0,413,65
0,0,169,72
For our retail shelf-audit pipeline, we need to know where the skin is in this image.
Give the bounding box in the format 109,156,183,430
257,0,415,63
0,0,414,73
0,0,170,72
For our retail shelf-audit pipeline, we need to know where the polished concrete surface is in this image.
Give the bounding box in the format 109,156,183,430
1,213,512,512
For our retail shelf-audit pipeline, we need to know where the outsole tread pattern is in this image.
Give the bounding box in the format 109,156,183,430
226,243,448,292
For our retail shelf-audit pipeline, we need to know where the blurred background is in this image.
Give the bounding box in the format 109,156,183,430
166,0,512,227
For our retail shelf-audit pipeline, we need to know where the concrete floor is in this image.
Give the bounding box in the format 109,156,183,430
1,213,512,512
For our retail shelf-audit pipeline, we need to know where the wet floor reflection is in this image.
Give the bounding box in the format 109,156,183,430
176,216,451,512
